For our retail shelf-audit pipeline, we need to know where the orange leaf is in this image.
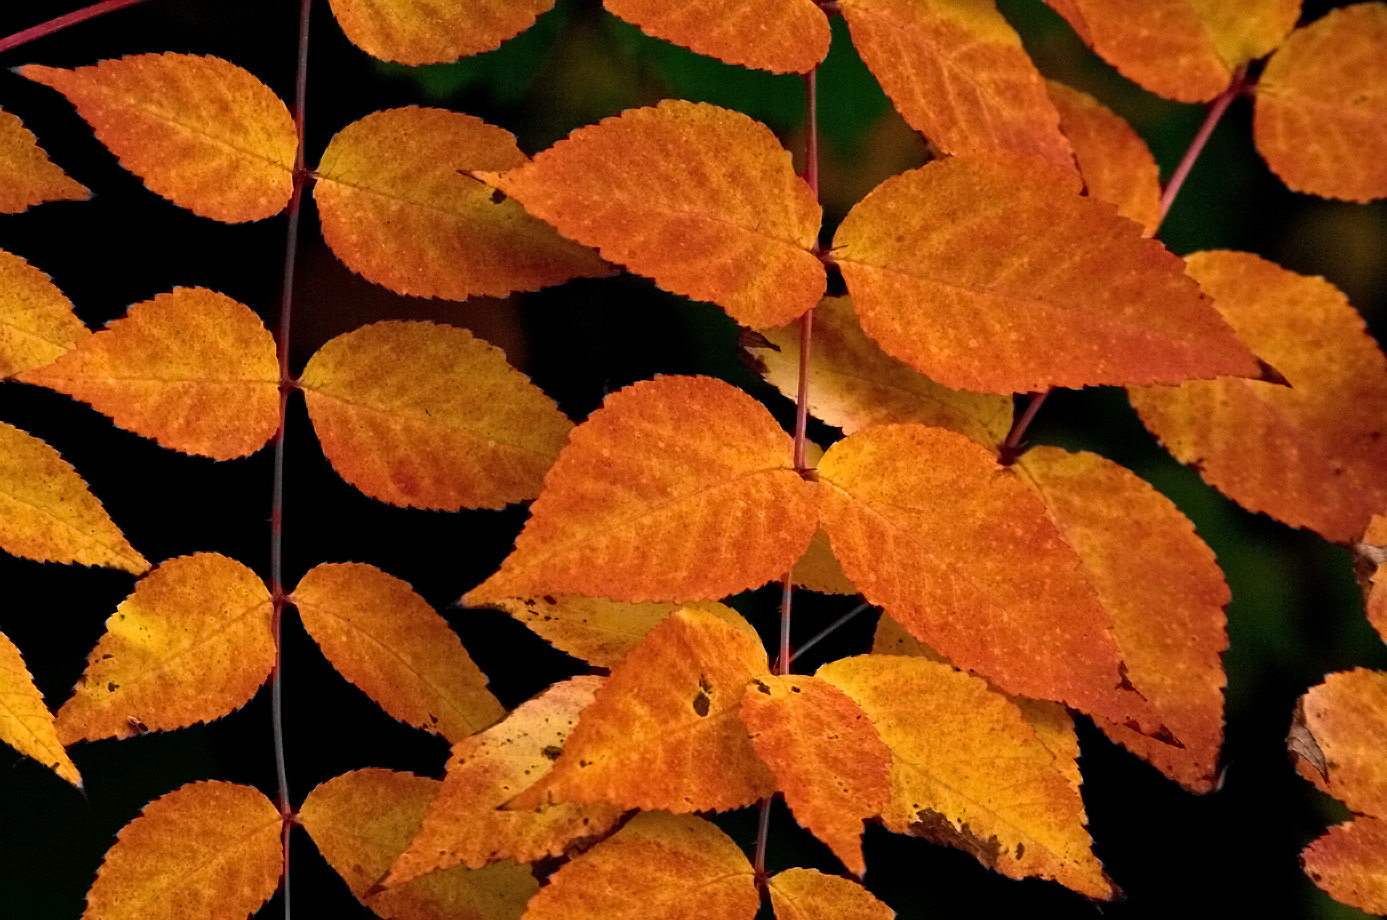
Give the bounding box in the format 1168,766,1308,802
767,868,895,920
483,101,824,328
818,423,1162,734
515,607,775,813
1291,668,1387,817
0,248,89,379
467,375,818,604
83,781,282,920
299,768,538,920
56,553,273,744
1254,3,1387,202
387,676,622,883
0,421,147,574
291,563,504,742
19,54,295,222
520,811,758,920
1046,81,1161,236
0,107,88,213
299,320,571,509
1016,447,1228,792
314,107,609,301
1370,570,1386,645
833,154,1258,393
741,674,890,876
791,530,859,595
1129,250,1387,541
604,0,830,73
839,0,1074,170
19,288,279,459
0,630,80,787
1302,817,1387,915
325,0,557,65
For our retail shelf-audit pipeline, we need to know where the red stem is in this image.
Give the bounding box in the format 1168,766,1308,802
0,0,151,54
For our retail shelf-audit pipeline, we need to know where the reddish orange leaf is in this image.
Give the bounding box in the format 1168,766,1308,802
19,54,295,222
768,868,895,920
299,320,571,509
839,0,1074,170
467,376,818,604
1130,250,1387,541
56,553,273,744
833,154,1258,393
0,630,80,787
0,421,147,574
1302,817,1387,915
20,288,279,459
605,0,829,73
314,107,609,301
520,811,758,920
1016,447,1228,792
741,674,890,876
326,0,557,65
1254,3,1387,202
0,107,88,213
0,248,89,379
84,781,282,920
1292,668,1387,817
299,768,538,920
514,607,775,813
483,101,824,328
387,676,622,884
819,655,1112,898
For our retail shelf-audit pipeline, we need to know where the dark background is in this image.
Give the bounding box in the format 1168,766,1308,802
1,1,1385,918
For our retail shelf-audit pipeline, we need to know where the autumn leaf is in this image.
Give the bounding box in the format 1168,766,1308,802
0,630,80,787
1129,250,1387,541
290,562,503,742
299,320,571,509
19,54,295,222
314,107,610,301
0,107,88,213
56,553,273,744
819,655,1112,898
20,288,279,459
83,781,282,920
519,811,758,920
482,100,824,328
0,248,89,379
839,0,1074,170
605,0,829,73
767,868,895,920
1291,668,1387,816
0,421,147,574
325,0,558,65
1301,817,1387,915
833,153,1259,393
467,375,818,604
298,768,538,920
791,530,859,595
387,676,622,884
514,607,775,813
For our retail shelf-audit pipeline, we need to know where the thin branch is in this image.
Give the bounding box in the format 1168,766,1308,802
1157,65,1249,230
0,0,151,54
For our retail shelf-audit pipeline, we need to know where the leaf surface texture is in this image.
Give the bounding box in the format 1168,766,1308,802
0,107,88,213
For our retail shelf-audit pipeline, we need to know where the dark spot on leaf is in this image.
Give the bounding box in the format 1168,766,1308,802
698,674,713,694
544,595,557,605
1116,661,1135,692
107,682,118,692
490,188,506,204
1016,843,1025,859
693,690,711,717
753,679,771,694
101,654,114,660
791,685,801,693
541,745,563,761
907,809,1002,868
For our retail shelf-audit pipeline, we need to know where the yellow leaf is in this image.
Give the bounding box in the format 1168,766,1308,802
0,421,147,574
1302,817,1387,915
0,248,89,379
56,553,273,744
20,288,279,459
768,868,895,920
314,107,610,301
1292,668,1387,818
0,630,80,787
19,54,295,222
325,0,558,65
0,106,88,213
604,0,830,73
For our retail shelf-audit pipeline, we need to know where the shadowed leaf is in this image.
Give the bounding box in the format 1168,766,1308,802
0,248,89,379
768,868,895,920
1046,81,1161,235
792,530,859,595
0,107,88,213
326,0,558,65
0,630,80,787
604,0,830,73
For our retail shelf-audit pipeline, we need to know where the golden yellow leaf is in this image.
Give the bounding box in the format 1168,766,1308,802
387,676,622,884
291,562,504,742
326,0,557,65
0,421,147,574
1302,817,1387,915
833,154,1259,393
482,101,824,329
467,375,818,604
605,0,830,73
0,630,80,787
520,811,758,920
819,655,1112,898
56,553,273,744
314,107,609,301
768,868,895,920
0,248,89,379
791,530,859,595
299,320,571,510
1292,668,1387,817
84,781,282,920
19,54,295,222
1129,250,1387,541
0,107,88,213
20,288,279,459
299,768,537,920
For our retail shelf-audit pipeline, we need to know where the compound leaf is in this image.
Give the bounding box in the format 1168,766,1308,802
0,630,80,787
0,248,89,379
0,107,88,213
325,0,558,65
604,0,830,73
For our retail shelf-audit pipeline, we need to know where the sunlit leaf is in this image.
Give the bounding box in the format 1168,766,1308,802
0,630,80,787
326,0,558,65
0,248,89,379
0,107,88,213
1291,668,1387,817
768,868,895,920
1302,817,1387,915
605,0,829,73
19,54,295,222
